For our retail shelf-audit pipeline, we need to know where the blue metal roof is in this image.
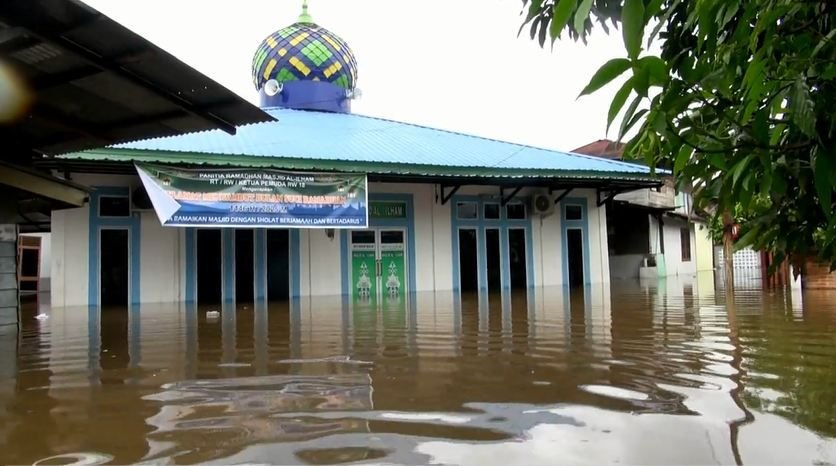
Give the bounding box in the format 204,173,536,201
103,108,652,177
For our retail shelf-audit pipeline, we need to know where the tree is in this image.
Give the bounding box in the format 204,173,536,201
521,0,836,274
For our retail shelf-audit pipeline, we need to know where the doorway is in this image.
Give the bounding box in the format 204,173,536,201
196,229,222,304
508,228,527,289
100,229,129,306
485,229,501,292
235,229,254,303
266,229,290,301
567,228,584,287
458,228,478,292
350,228,408,302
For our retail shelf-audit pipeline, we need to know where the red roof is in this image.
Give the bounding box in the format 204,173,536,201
572,139,625,160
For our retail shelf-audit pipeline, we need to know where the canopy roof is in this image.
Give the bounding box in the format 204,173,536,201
0,0,273,158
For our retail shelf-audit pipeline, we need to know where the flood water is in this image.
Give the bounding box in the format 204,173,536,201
2,275,835,465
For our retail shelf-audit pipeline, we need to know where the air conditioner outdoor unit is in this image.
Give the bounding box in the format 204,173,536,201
530,193,555,216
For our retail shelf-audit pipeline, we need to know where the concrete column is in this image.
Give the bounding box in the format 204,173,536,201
0,224,18,327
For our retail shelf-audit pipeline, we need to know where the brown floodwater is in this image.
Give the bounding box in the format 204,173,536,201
1,275,835,465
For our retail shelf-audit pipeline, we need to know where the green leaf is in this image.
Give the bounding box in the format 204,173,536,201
607,78,634,133
731,153,755,188
735,226,760,250
674,145,692,174
579,58,632,96
518,0,544,37
646,0,664,16
822,64,836,80
718,1,739,29
618,95,642,141
773,172,787,196
648,0,679,46
750,6,784,52
811,28,836,58
633,63,650,97
790,77,817,138
752,110,769,145
621,109,648,141
708,153,728,170
622,0,645,59
638,56,668,86
573,0,593,35
814,150,834,218
741,56,766,121
550,0,578,40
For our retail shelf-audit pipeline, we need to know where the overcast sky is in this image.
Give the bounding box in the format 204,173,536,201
80,0,628,152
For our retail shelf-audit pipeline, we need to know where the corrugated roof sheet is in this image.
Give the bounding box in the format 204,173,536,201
0,0,272,155
65,107,654,177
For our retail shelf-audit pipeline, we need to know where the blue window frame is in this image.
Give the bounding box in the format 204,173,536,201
450,195,534,292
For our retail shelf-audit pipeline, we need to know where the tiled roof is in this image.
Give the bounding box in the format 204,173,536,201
572,139,625,160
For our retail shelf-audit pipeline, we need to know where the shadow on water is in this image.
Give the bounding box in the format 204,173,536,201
1,279,835,464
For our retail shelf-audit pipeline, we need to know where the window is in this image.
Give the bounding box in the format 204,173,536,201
456,202,478,220
680,227,692,262
506,203,526,220
99,196,130,217
565,205,583,221
483,203,500,220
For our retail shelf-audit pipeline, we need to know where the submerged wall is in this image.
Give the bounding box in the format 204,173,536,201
662,217,697,277
694,222,714,272
49,175,612,306
0,225,17,326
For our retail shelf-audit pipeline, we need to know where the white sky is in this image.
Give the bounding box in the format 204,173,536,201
80,0,628,152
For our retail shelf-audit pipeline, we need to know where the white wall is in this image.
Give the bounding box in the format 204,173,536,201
536,203,564,286
585,190,610,284
50,179,614,304
609,254,646,280
139,211,182,303
662,217,696,276
51,207,89,307
300,228,343,296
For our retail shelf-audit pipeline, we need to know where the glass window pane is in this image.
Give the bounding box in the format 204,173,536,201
484,203,500,219
351,230,375,244
680,227,692,261
380,231,404,244
506,203,526,220
565,205,582,220
457,202,478,219
99,196,130,217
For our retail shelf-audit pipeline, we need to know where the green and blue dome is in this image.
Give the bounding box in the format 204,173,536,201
251,2,358,93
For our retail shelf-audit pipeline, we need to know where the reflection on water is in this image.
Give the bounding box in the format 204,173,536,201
1,278,835,465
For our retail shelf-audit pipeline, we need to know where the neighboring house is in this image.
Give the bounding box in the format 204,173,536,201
573,140,714,280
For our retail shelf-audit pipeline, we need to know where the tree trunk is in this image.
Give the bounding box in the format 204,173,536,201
723,210,735,293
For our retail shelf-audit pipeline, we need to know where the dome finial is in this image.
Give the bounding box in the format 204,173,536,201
298,0,314,23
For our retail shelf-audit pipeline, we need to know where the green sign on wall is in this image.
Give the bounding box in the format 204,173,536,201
380,243,405,301
351,244,377,304
370,201,407,219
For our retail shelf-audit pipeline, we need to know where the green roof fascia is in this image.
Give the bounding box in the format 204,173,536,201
61,148,662,182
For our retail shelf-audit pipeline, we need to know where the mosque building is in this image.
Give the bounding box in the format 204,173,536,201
46,2,660,308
